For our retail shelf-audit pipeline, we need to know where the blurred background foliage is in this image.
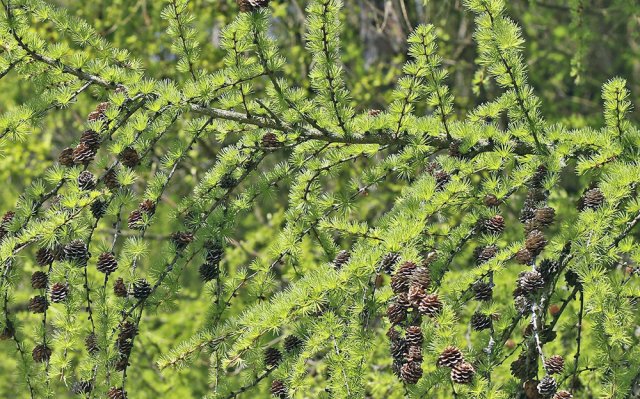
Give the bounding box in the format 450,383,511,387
1,0,639,397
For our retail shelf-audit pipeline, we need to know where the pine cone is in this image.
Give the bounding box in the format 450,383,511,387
406,345,423,362
50,283,69,303
400,361,423,384
515,248,533,265
261,132,281,149
412,267,431,289
103,168,120,191
64,240,90,266
475,245,498,264
114,278,128,297
119,147,140,168
72,142,97,165
523,219,541,236
91,199,108,219
417,294,442,317
31,271,48,289
32,344,52,363
270,379,288,398
484,215,505,234
119,321,138,340
107,387,127,399
139,199,156,214
0,320,14,340
544,355,564,374
470,312,492,331
387,302,407,325
390,339,407,361
219,173,237,189
28,295,48,313
77,171,96,190
525,230,547,256
284,335,303,353
132,279,151,300
237,0,270,12
437,346,463,368
205,242,224,264
80,130,101,150
0,211,14,239
407,284,426,307
368,109,382,117
534,207,555,227
171,231,194,249
472,281,493,301
483,194,500,207
379,252,400,274
127,209,144,230
451,361,475,384
199,262,220,282
58,147,75,167
405,326,423,347
97,252,118,274
333,250,350,269
520,206,536,223
36,247,54,266
537,375,558,396
579,188,604,211
565,269,582,289
264,347,282,368
538,259,559,282
510,353,536,380
116,337,133,357
553,391,573,399
517,270,545,294
514,295,531,314
85,332,100,355
71,380,93,395
391,274,409,294
434,169,451,189
530,165,548,188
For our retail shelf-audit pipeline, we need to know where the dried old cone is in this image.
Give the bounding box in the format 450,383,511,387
71,380,93,395
32,344,52,363
284,335,303,353
538,259,559,281
405,326,423,347
28,295,48,313
390,339,407,361
515,248,533,265
434,169,451,189
553,391,573,399
261,132,281,149
0,211,14,239
36,247,54,266
406,345,422,362
379,252,400,274
471,312,492,331
333,250,350,269
199,262,220,282
270,379,288,398
525,230,547,256
537,375,558,396
0,320,14,340
237,0,270,12
483,194,500,207
119,321,138,340
386,302,407,325
407,284,425,307
451,361,475,384
417,293,442,317
31,271,48,289
113,278,128,297
140,199,156,214
534,207,555,227
544,355,564,374
391,261,417,293
50,283,69,303
80,130,101,150
119,147,140,168
77,171,96,190
530,165,548,188
97,252,118,274
400,361,423,384
579,188,604,211
85,332,100,355
264,347,282,368
517,270,545,294
58,147,75,166
72,142,97,165
132,279,151,300
475,245,498,264
437,346,463,368
171,231,194,249
127,209,144,230
473,281,493,301
510,353,536,380
107,387,127,399
484,215,505,234
103,168,120,190
412,267,431,289
64,240,90,265
91,199,108,219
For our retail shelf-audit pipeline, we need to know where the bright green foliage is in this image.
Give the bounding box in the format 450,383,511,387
0,0,639,399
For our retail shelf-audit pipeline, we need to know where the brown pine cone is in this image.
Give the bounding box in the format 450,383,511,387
475,245,498,264
139,199,156,214
127,209,144,230
534,207,555,227
270,379,288,398
484,215,505,234
390,274,409,294
523,219,541,236
64,240,90,266
525,230,547,256
113,278,128,297
553,391,573,399
72,142,97,165
50,283,69,303
387,302,407,325
400,361,423,384
417,294,442,317
405,326,423,347
390,339,407,361
544,355,564,374
36,247,54,266
333,250,350,269
483,194,500,207
515,248,533,265
119,147,140,168
107,387,127,399
537,375,558,396
284,335,303,353
264,347,282,368
470,312,492,331
434,169,451,189
368,109,382,117
70,380,93,395
579,188,604,211
517,270,545,294
472,281,493,301
58,147,75,166
237,0,270,12
85,332,100,355
97,252,118,274
118,321,138,340
171,231,194,249
406,345,423,362
510,353,536,380
32,344,52,363
219,173,237,189
261,132,281,149
28,295,48,313
412,267,431,289
31,271,48,289
80,130,101,150
395,293,410,309
77,171,96,190
0,320,14,340
132,279,151,300
530,165,548,188
379,252,400,274
437,346,463,368
103,168,120,191
407,284,425,307
451,361,475,384
91,199,108,219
